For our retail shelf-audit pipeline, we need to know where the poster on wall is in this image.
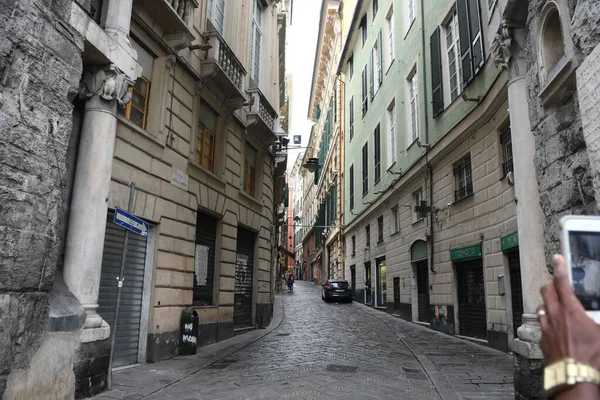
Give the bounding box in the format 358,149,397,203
235,254,249,294
195,245,209,286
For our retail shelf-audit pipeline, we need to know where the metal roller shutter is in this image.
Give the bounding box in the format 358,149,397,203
98,212,147,368
508,251,523,338
234,228,255,328
457,259,487,340
417,261,430,323
194,212,217,305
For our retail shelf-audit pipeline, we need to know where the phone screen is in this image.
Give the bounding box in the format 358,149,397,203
568,231,600,310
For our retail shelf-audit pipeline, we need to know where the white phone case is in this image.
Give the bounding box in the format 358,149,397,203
559,215,600,324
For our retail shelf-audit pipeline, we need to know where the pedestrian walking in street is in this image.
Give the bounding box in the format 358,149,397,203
537,254,600,399
287,275,294,292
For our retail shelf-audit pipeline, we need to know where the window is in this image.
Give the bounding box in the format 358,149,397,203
377,216,384,243
373,0,378,18
445,11,462,102
120,38,153,129
250,0,263,85
408,0,416,26
386,9,395,67
457,0,484,87
500,121,513,176
349,96,355,140
362,143,369,196
207,0,225,34
365,224,371,247
541,8,567,83
360,15,367,47
352,235,356,255
349,55,354,79
369,48,374,100
349,164,355,210
392,206,400,234
413,189,425,221
197,101,218,171
408,69,419,143
454,153,473,201
387,101,396,167
244,142,258,196
361,65,368,116
374,124,381,183
374,30,383,89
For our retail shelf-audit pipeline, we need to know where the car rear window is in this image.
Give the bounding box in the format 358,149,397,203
330,282,349,288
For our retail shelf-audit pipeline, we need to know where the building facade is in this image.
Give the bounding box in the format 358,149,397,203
1,0,288,398
341,0,522,351
290,153,305,279
303,0,345,285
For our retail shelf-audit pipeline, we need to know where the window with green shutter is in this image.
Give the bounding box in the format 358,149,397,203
430,27,444,117
457,0,484,87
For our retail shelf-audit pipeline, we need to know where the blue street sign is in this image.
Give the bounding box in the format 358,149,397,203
113,207,149,236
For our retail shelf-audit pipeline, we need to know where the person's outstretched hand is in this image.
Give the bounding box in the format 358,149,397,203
539,254,600,399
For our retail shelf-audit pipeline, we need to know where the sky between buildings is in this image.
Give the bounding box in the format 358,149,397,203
286,0,321,170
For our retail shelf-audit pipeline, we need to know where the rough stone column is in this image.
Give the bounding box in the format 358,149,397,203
493,22,550,399
63,65,133,342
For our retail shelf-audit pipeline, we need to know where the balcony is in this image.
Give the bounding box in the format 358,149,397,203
134,0,197,50
200,32,247,110
247,88,279,144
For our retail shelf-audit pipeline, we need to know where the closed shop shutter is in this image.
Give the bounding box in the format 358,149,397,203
416,260,430,323
194,212,218,305
457,259,487,339
234,228,255,328
98,212,147,368
508,251,523,338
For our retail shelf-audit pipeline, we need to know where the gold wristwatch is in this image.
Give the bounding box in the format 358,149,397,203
544,358,600,397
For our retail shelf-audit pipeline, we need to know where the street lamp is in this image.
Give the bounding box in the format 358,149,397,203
302,158,320,173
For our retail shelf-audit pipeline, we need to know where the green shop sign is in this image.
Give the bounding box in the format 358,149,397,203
501,231,519,252
450,244,482,261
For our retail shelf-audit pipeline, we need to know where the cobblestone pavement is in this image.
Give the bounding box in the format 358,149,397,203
94,281,513,400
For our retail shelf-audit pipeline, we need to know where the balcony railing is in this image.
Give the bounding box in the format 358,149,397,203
136,0,197,48
201,32,246,108
247,88,279,144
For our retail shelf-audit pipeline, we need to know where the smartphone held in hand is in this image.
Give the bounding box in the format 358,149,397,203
560,215,600,323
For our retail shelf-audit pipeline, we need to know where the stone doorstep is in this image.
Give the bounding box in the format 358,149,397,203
96,296,284,399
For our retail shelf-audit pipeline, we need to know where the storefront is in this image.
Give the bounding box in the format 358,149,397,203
376,257,387,308
452,244,487,340
234,228,256,328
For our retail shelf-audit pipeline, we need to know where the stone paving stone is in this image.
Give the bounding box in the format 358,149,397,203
93,281,514,400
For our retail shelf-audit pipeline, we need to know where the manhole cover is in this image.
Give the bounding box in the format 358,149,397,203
276,333,291,336
325,364,358,373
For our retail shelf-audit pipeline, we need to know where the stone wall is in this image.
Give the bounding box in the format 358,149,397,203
0,0,83,397
526,0,599,269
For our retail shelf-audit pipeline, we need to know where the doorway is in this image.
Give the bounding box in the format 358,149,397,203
393,277,400,312
456,259,487,339
365,261,372,304
416,260,430,323
350,265,356,300
376,258,387,307
507,251,523,338
234,228,256,328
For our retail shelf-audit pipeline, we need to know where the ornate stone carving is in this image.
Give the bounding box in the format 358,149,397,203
79,64,134,112
491,20,513,70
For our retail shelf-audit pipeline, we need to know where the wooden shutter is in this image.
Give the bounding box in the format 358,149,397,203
430,27,444,117
369,48,375,100
362,66,368,114
349,165,354,210
457,0,473,86
468,0,484,74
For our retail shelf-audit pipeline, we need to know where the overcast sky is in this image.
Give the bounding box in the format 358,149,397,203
286,0,321,169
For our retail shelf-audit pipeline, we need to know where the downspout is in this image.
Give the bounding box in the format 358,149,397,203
420,0,435,274
336,73,345,280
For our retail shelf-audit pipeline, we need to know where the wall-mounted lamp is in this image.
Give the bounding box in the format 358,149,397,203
302,158,320,173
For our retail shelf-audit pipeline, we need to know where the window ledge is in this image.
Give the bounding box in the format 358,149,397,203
374,178,381,186
406,138,419,151
239,189,264,209
404,18,416,40
387,162,397,172
188,159,227,188
539,57,576,107
192,304,218,309
117,115,165,148
377,240,384,245
412,218,424,226
386,59,395,75
453,192,475,204
391,230,400,237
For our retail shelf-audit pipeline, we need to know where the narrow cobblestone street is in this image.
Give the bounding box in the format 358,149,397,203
94,281,513,400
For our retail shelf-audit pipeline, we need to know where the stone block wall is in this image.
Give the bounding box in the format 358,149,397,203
0,0,83,397
526,0,599,268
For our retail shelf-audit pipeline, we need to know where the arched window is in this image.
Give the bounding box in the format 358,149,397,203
540,7,566,79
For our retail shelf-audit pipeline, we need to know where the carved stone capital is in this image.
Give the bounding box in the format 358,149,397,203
491,20,514,71
79,64,134,114
165,55,177,70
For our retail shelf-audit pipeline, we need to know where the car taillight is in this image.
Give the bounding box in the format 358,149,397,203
324,285,331,291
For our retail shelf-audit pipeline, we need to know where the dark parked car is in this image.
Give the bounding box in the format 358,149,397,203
321,280,352,303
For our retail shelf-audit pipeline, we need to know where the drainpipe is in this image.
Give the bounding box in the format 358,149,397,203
336,73,345,280
420,0,435,274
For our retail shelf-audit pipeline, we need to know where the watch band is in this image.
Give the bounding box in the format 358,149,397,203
544,358,600,397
